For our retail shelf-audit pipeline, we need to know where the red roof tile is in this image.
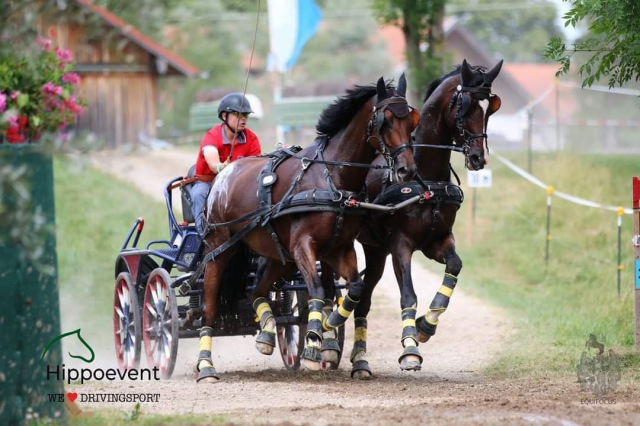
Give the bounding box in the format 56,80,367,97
74,0,199,77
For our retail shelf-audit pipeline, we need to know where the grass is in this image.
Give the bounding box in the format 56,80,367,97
422,151,640,380
54,156,167,342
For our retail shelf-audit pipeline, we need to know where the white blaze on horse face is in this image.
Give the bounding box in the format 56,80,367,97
478,99,490,161
207,162,237,214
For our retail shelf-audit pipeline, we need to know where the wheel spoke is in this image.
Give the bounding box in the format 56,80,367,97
114,306,125,319
117,288,126,311
146,302,158,318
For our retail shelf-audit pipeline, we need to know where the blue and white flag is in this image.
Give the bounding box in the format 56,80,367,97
267,0,322,73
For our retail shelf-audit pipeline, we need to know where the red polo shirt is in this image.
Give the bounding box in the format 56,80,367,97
195,124,262,176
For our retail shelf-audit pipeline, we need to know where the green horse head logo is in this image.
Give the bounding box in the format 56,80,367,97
41,328,95,363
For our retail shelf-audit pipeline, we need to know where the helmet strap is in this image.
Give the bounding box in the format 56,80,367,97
220,113,237,133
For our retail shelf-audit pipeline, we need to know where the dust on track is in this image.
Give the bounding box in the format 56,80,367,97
67,149,640,425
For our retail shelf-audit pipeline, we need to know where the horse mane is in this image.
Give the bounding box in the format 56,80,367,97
316,83,392,136
422,64,488,102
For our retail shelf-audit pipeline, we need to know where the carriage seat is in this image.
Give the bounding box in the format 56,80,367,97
180,165,197,224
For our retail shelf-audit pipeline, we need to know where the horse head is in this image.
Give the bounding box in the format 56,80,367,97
369,74,419,182
445,59,503,171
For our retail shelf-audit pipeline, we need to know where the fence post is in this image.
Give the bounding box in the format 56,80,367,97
617,207,624,298
545,186,554,265
633,177,640,350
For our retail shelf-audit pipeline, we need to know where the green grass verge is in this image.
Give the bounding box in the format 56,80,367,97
425,152,640,380
54,156,167,334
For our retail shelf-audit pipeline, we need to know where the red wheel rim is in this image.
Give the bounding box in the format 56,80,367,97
113,275,139,369
142,271,177,378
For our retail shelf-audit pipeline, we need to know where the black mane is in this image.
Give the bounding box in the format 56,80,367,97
316,83,392,136
422,64,488,102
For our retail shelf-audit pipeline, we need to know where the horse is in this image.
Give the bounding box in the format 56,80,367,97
345,59,503,379
194,76,420,382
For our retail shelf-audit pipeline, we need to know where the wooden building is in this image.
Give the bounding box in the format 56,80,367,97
40,0,199,147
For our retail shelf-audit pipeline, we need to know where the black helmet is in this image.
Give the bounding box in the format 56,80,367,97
217,93,254,119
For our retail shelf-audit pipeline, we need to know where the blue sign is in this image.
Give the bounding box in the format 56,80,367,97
636,259,640,289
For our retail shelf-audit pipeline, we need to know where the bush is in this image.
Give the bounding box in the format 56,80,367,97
0,34,84,144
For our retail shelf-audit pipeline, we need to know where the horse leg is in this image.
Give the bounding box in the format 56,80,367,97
391,240,422,371
319,262,340,365
196,245,233,383
350,244,387,380
249,258,294,356
416,235,462,343
322,245,366,332
293,241,326,371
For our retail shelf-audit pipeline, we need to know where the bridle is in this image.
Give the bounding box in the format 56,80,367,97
366,95,415,171
413,71,497,169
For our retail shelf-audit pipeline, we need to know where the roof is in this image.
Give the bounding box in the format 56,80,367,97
74,0,199,77
505,63,578,117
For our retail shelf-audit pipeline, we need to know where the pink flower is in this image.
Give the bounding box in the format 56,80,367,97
11,91,19,100
62,72,80,85
55,48,73,66
0,92,6,113
8,115,18,128
37,37,52,51
42,82,63,96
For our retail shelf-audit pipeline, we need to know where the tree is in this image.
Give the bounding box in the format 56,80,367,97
451,0,561,63
370,0,446,104
544,0,640,88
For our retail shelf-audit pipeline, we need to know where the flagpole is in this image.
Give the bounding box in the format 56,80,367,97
274,71,285,147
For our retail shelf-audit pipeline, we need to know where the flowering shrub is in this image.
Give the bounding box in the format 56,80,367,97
0,37,85,144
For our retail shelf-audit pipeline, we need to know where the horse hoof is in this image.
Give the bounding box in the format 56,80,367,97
302,359,322,371
197,376,219,384
417,332,431,343
351,360,372,380
321,349,339,364
400,354,422,371
256,342,275,356
352,369,373,380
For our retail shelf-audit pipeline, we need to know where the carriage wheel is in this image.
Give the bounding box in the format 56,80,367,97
276,290,308,370
113,272,142,370
142,268,179,379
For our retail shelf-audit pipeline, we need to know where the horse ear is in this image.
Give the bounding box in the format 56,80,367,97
460,59,474,84
489,95,502,115
376,77,388,101
397,73,407,97
486,59,504,84
410,109,420,130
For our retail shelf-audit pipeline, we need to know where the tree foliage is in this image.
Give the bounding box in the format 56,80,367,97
370,0,446,104
544,0,640,88
451,0,561,63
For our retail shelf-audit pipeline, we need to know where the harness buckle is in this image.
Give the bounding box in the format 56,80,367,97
301,157,310,170
420,191,434,203
345,197,358,208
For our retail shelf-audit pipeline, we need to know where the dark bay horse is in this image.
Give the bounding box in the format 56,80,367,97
347,60,503,379
195,77,419,382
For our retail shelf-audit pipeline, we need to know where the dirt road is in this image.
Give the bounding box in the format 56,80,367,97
71,149,640,425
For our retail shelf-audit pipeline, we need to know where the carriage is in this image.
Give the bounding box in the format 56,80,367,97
112,173,346,379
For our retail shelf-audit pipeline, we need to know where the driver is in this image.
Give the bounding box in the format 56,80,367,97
192,93,262,234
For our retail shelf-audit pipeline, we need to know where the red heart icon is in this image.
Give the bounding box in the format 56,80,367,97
67,392,78,402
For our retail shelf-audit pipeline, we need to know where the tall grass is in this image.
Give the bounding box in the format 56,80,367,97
423,152,639,378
